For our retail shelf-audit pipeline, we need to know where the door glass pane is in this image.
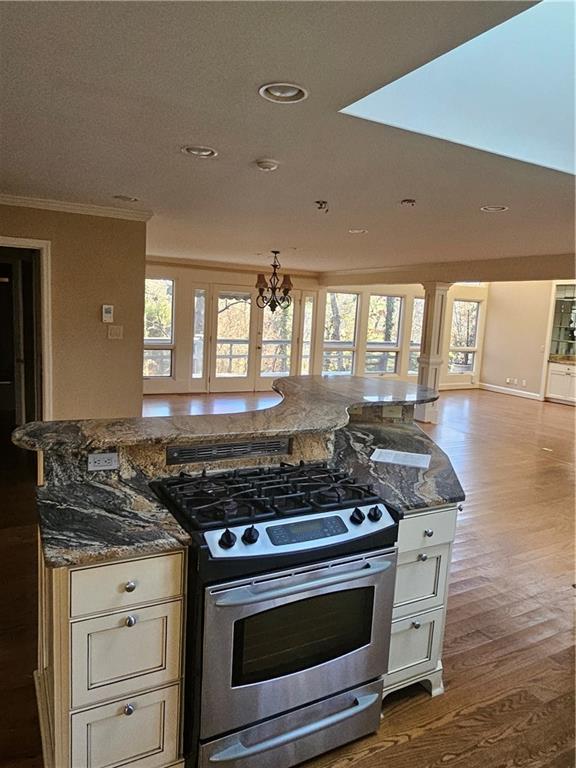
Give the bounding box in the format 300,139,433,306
450,301,479,347
367,295,402,347
322,349,355,375
324,293,358,344
408,297,425,375
260,303,294,377
365,351,398,374
192,289,206,378
143,349,172,377
216,292,251,378
300,296,315,375
144,279,174,344
449,350,475,373
410,298,425,346
232,588,374,686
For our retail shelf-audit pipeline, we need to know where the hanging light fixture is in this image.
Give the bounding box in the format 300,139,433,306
255,251,293,313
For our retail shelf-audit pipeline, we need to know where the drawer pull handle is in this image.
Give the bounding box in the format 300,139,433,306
457,504,463,512
125,615,137,627
412,621,422,629
417,553,428,562
124,581,137,593
424,528,434,537
123,703,135,716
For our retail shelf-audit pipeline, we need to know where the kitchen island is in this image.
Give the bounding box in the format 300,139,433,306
13,376,464,768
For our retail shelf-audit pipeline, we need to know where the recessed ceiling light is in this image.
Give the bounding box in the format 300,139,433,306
348,228,368,235
254,158,280,172
259,82,308,104
480,205,509,212
180,145,219,158
112,194,139,202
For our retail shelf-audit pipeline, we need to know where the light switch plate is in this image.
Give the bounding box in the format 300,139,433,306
102,304,114,323
107,324,123,339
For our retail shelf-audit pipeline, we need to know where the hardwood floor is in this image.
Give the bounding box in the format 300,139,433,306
0,391,574,768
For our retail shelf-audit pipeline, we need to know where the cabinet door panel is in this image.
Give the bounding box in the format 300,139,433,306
71,601,182,708
393,544,450,619
70,685,179,768
385,608,445,687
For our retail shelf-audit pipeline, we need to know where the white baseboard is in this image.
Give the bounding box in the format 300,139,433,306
439,382,479,391
479,382,544,401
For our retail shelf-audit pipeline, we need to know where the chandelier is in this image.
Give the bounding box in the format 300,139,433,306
255,251,293,312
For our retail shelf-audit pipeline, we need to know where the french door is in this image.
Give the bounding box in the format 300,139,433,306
208,287,316,392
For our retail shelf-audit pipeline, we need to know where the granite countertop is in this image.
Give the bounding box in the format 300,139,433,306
334,422,464,515
549,355,576,365
12,376,437,452
37,422,463,568
36,473,192,568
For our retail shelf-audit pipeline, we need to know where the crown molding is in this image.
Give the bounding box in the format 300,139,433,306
0,194,153,222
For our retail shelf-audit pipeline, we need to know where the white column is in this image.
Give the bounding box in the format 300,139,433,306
415,282,451,424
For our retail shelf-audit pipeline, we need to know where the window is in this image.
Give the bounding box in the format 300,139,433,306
260,303,294,377
143,278,174,377
215,292,252,378
192,289,206,378
364,295,402,374
300,296,315,375
322,292,359,375
449,300,480,374
408,297,425,375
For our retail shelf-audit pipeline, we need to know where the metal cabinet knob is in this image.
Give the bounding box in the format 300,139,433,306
424,528,434,537
417,553,428,562
412,621,422,629
123,703,135,716
124,581,136,593
125,615,137,627
457,504,463,512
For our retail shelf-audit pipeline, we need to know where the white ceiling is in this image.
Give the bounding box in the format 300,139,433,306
1,1,573,274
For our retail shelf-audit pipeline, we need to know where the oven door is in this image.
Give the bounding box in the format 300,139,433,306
200,549,396,739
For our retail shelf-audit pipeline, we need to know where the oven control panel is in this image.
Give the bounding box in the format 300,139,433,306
202,504,397,558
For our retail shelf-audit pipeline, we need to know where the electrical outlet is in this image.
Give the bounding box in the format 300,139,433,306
521,379,527,387
87,452,119,472
512,377,518,385
505,377,512,384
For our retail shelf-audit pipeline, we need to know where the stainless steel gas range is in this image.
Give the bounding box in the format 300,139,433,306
151,461,399,768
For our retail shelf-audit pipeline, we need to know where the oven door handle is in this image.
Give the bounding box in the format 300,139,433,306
213,560,392,607
208,691,380,763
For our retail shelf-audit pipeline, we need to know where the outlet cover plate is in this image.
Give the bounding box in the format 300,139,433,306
87,452,119,472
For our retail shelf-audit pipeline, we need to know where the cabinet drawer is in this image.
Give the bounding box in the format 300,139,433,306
71,601,182,708
397,508,457,553
392,543,451,620
70,552,184,618
70,685,179,768
385,607,445,688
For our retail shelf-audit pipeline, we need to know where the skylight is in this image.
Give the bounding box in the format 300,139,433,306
341,1,575,175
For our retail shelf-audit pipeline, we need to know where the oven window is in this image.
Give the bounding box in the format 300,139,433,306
232,587,374,686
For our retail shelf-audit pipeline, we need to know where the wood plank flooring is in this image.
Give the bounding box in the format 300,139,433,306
0,390,574,768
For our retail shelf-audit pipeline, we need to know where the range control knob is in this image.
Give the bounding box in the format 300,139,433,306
218,528,237,549
368,506,383,522
242,525,260,545
350,507,365,525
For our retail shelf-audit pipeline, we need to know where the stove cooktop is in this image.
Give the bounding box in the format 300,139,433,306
151,462,383,530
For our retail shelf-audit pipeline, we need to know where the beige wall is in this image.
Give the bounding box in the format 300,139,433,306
0,205,146,419
480,281,553,396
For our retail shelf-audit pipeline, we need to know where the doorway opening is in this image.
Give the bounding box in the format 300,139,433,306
0,247,43,461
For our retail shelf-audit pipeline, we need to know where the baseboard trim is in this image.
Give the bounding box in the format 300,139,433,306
439,382,479,391
479,382,544,401
34,669,54,768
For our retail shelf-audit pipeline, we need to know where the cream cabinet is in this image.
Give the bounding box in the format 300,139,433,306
546,363,576,404
36,549,186,768
383,505,459,700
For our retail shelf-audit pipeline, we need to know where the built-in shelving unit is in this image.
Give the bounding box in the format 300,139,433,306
549,284,576,357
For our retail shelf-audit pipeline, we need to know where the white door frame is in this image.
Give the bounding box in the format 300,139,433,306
0,236,53,420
